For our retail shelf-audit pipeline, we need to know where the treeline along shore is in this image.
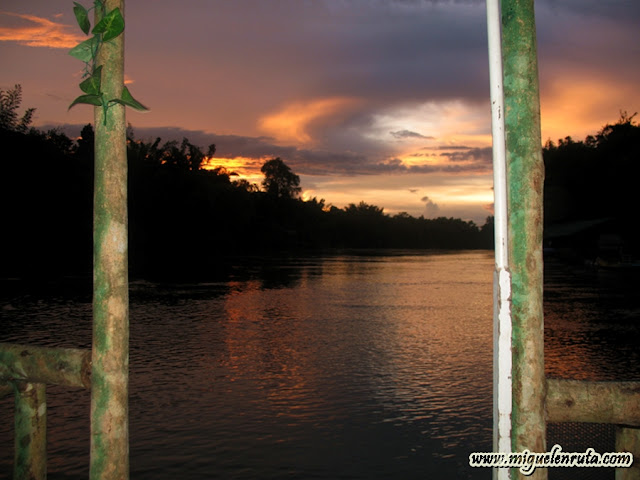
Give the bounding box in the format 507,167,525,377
1,122,493,279
2,86,638,279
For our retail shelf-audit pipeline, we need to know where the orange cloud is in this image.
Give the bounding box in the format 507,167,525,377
540,70,640,143
0,11,83,49
259,97,360,145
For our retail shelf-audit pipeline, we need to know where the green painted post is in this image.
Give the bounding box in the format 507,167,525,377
90,0,129,479
501,0,546,478
547,379,640,426
616,426,640,480
14,382,46,480
0,343,91,389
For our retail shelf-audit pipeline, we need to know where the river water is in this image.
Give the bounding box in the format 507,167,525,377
1,250,638,479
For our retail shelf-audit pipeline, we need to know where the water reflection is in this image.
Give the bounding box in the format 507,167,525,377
544,257,640,381
182,251,496,478
7,251,636,479
1,252,496,479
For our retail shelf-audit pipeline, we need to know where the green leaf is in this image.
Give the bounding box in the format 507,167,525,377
110,86,149,111
68,94,103,110
79,65,102,95
73,2,91,35
92,8,124,43
69,36,99,63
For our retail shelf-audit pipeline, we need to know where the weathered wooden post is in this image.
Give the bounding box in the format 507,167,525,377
616,426,640,480
0,343,92,479
501,0,546,478
546,379,640,478
90,0,129,478
14,383,47,480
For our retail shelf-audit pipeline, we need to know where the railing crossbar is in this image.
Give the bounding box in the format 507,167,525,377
1,343,91,480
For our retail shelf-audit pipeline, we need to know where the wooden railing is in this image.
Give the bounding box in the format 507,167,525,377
546,378,640,479
0,343,91,480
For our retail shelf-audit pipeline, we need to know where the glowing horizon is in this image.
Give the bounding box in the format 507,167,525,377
1,1,638,225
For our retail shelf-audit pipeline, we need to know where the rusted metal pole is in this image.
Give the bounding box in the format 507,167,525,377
0,343,91,389
501,0,546,478
90,0,129,479
616,426,640,480
547,379,640,426
14,382,46,480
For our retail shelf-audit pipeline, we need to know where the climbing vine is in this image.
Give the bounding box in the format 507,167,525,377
68,0,147,122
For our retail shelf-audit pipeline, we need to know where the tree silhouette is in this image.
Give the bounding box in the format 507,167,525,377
344,201,385,217
2,85,512,279
543,111,639,225
75,123,95,163
261,157,301,199
125,130,215,171
0,85,35,133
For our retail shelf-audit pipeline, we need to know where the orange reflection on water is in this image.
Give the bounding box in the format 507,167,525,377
194,253,495,433
218,277,331,422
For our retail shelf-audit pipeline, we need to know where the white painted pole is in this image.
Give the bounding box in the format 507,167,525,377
486,0,512,479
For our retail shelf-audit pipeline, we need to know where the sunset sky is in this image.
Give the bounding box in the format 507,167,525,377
1,0,639,223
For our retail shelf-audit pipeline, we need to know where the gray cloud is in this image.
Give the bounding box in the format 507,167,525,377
440,147,492,165
537,0,640,23
436,145,470,150
122,126,491,176
421,195,441,218
124,0,492,134
39,122,495,178
390,129,434,140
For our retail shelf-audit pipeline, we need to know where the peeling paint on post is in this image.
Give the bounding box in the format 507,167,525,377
14,382,46,480
90,1,129,479
501,0,546,478
486,2,513,478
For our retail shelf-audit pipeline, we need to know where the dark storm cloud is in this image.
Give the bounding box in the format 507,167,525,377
130,126,302,161
178,0,491,107
43,123,298,160
65,124,492,177
435,145,469,150
538,0,640,23
390,130,434,140
408,162,489,174
440,146,492,165
535,0,640,79
313,8,490,104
